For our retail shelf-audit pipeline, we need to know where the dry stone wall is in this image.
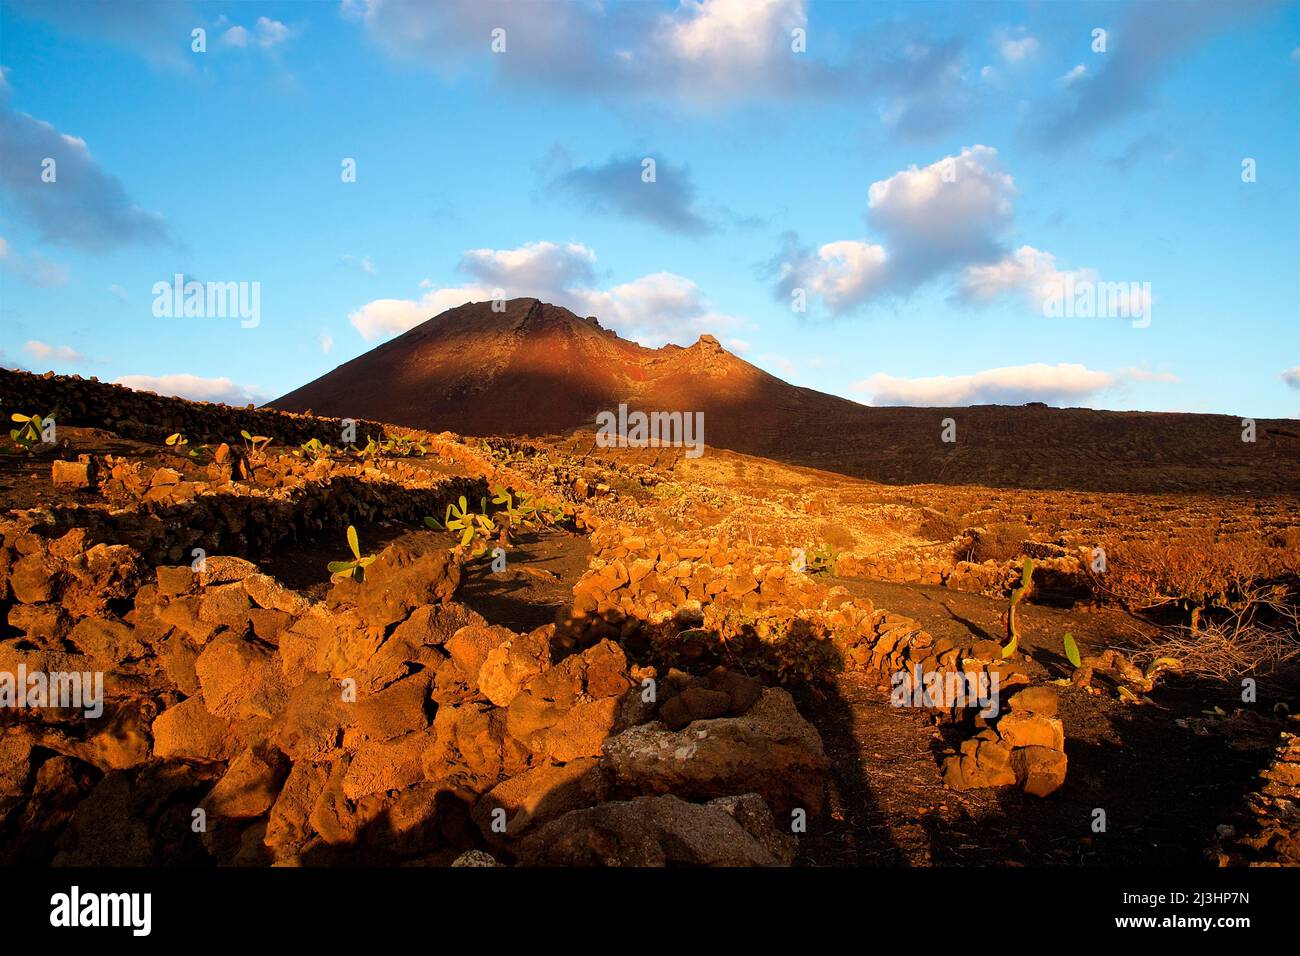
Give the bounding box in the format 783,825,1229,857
563,524,1069,797
0,529,825,865
1,367,390,447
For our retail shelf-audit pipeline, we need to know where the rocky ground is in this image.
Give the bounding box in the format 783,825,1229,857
1,370,1297,867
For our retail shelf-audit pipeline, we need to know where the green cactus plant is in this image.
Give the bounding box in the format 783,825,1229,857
298,437,333,459
239,429,272,455
9,412,54,450
166,431,211,460
326,525,376,582
425,495,495,556
807,545,837,576
1001,557,1035,658
1063,631,1082,669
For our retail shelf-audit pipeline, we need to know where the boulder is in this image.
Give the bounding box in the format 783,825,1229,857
199,555,259,586
265,760,331,861
707,792,798,865
6,603,71,643
195,630,288,721
601,687,828,815
151,695,243,762
1011,745,1068,797
9,553,58,604
477,626,552,708
471,758,603,845
201,745,290,820
353,672,432,741
659,687,731,730
422,704,530,792
52,457,96,488
310,757,385,846
274,672,353,761
1008,685,1060,717
996,712,1065,751
445,624,515,690
704,667,763,715
66,617,146,663
515,794,789,866
539,696,622,763
63,544,142,616
242,573,310,615
343,729,433,801
197,583,252,632
327,538,460,627
452,849,502,867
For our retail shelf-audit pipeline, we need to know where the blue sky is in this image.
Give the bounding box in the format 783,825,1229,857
1,0,1297,416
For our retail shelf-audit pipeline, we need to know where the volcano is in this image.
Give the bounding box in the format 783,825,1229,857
271,298,856,449
270,298,1300,493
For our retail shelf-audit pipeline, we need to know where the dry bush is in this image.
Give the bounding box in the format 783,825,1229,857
915,507,964,543
961,521,1030,563
1135,595,1300,685
816,520,857,552
1269,527,1300,550
1094,529,1300,617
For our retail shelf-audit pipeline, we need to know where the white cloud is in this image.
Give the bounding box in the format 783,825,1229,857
572,271,743,346
1283,366,1300,390
1060,64,1087,86
802,240,890,312
109,283,129,303
255,16,290,47
999,35,1039,64
349,241,739,347
460,241,597,293
653,0,809,99
24,340,85,365
221,16,290,50
113,373,267,405
346,0,838,106
221,25,251,47
771,145,1016,312
319,333,335,354
867,145,1015,257
958,245,1084,307
957,245,1151,317
853,362,1116,406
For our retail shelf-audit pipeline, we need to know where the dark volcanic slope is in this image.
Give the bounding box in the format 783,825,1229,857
271,298,1300,494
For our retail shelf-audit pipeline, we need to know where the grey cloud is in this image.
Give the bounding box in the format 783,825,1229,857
0,78,174,249
1026,0,1275,149
542,150,714,236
